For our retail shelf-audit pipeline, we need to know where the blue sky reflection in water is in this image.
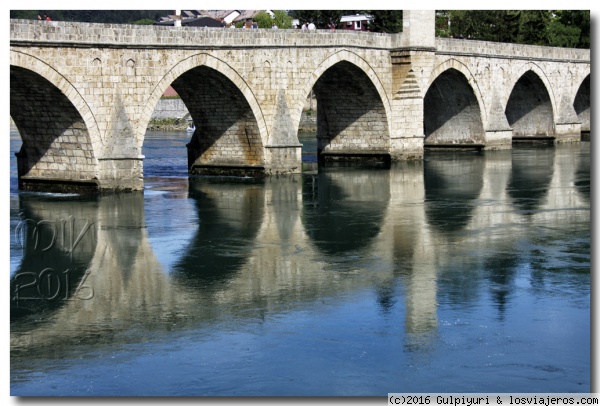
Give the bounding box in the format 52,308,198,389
9,128,590,396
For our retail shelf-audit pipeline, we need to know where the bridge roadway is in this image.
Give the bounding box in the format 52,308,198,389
9,11,590,192
11,143,589,360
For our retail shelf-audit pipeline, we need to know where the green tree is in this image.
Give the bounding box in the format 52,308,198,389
10,10,40,19
272,10,293,29
130,18,156,25
439,10,588,49
436,11,450,37
517,10,552,45
254,11,274,28
554,10,590,48
289,10,347,29
366,10,402,33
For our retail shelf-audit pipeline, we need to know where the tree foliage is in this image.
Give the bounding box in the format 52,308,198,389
253,11,274,28
246,10,293,29
130,18,156,25
272,10,293,29
436,10,589,48
365,10,403,33
289,10,346,29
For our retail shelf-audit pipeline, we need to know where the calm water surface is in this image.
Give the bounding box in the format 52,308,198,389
9,128,591,396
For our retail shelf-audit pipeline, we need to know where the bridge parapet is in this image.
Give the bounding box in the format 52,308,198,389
435,38,590,62
10,19,397,50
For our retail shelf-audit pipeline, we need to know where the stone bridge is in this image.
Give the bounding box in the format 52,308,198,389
9,11,590,192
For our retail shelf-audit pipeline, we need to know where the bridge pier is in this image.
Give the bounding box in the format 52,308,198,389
555,123,582,143
97,156,144,191
263,90,303,175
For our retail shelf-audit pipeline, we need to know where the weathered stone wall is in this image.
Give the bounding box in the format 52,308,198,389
150,98,189,120
314,61,389,156
9,19,395,49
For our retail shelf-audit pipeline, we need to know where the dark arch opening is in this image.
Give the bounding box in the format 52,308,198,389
312,61,390,163
505,71,554,138
10,66,97,192
424,68,484,146
168,66,264,176
574,75,590,138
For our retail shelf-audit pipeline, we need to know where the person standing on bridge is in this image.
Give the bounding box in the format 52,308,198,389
308,22,316,30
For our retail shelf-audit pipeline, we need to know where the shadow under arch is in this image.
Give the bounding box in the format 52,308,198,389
505,70,555,137
424,67,485,145
171,177,266,290
142,54,268,175
302,168,390,257
10,64,100,191
424,152,484,233
507,145,555,214
311,61,390,160
574,74,590,135
298,50,392,134
297,50,391,162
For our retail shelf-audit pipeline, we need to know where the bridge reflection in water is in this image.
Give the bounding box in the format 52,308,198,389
10,142,590,395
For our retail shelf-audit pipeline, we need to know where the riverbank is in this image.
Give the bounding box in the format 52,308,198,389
147,118,189,131
147,96,317,132
147,110,317,132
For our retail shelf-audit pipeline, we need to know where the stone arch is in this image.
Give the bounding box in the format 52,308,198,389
144,53,268,173
427,59,487,122
299,50,392,158
505,64,556,137
10,50,101,187
144,53,269,149
299,50,391,135
574,74,590,134
424,62,485,144
10,50,102,147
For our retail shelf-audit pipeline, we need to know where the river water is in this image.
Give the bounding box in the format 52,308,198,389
9,128,591,396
